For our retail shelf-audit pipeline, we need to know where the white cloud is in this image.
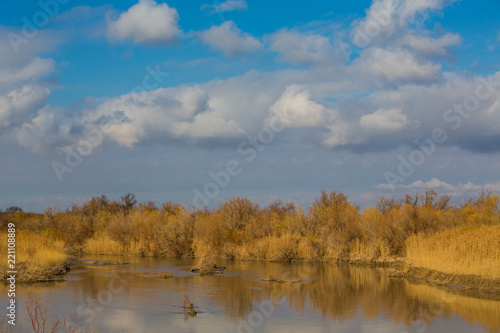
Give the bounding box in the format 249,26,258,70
353,0,457,45
0,28,58,133
397,0,453,23
403,33,460,56
0,84,51,128
375,178,500,196
270,30,337,65
13,82,252,152
266,84,326,128
7,0,500,158
13,106,64,153
201,0,248,14
10,65,500,155
358,47,441,82
98,85,247,147
360,108,419,131
0,28,61,70
323,120,354,148
0,57,54,88
107,0,182,45
200,21,262,57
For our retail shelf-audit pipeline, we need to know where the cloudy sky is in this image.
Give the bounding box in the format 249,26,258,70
1,0,500,212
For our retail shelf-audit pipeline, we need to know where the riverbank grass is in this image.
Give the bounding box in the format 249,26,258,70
0,230,68,283
406,225,500,279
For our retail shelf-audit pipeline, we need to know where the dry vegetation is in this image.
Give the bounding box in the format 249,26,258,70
0,230,68,283
190,255,226,276
25,294,99,333
156,272,173,278
183,294,197,318
407,224,500,278
1,190,499,289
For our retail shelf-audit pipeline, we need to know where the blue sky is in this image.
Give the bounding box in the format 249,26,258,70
1,0,500,212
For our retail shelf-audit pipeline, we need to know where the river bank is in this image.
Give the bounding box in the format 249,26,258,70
1,191,499,294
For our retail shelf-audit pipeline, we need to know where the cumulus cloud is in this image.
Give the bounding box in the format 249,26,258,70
200,21,262,57
7,0,500,158
107,0,182,45
266,84,326,128
0,28,58,136
92,85,248,148
269,30,338,65
13,79,266,152
352,0,457,46
358,47,441,82
360,108,419,131
10,63,500,154
0,84,51,129
13,106,66,153
323,120,355,148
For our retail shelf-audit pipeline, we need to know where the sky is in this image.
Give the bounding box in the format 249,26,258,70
1,0,500,212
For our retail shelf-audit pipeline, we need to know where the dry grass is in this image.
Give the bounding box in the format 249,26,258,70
406,225,500,278
239,237,271,260
190,255,226,276
156,272,173,278
3,191,500,292
0,231,67,272
82,233,142,256
348,238,391,262
267,234,300,262
237,235,318,262
82,233,126,255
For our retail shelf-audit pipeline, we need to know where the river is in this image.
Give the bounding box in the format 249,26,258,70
2,256,499,332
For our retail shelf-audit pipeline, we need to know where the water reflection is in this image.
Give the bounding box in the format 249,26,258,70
2,257,498,333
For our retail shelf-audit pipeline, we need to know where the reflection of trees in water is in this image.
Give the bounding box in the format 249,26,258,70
3,262,498,331
187,263,499,331
404,282,500,332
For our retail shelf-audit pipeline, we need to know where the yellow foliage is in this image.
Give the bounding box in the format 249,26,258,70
406,225,500,278
83,232,127,254
2,190,499,282
0,230,67,270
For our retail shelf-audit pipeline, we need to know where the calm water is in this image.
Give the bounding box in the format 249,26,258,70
2,256,499,333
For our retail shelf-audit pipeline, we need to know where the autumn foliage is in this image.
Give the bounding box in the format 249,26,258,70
1,190,499,278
